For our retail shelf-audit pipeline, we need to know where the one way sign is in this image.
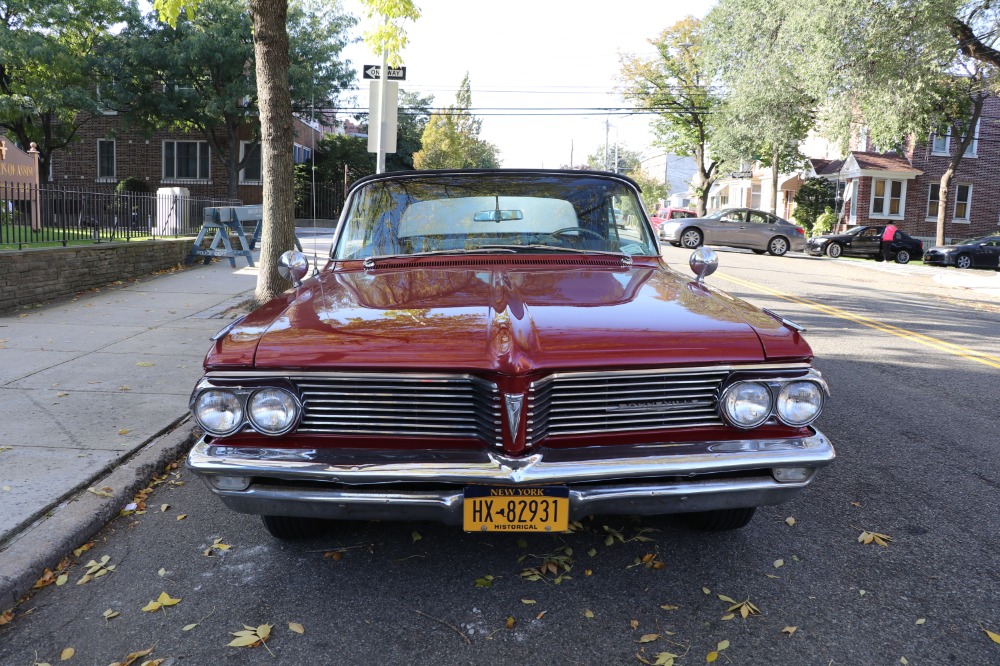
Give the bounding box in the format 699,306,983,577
363,65,406,81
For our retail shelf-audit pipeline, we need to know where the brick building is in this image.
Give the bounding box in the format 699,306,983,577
49,113,323,204
831,95,1000,243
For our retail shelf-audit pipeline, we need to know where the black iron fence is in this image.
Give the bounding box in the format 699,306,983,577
295,181,345,222
0,182,241,250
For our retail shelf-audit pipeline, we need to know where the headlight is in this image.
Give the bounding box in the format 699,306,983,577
194,390,244,436
721,381,772,429
775,381,824,426
248,388,299,435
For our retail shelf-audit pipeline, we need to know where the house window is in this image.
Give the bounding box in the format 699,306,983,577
97,139,116,180
931,130,950,155
240,141,261,183
961,119,980,157
163,140,210,181
293,143,313,164
927,184,940,219
953,184,971,222
870,178,905,218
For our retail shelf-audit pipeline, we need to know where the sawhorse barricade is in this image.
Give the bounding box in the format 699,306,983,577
187,206,261,267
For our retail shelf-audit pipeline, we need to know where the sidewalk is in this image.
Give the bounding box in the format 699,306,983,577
0,253,260,605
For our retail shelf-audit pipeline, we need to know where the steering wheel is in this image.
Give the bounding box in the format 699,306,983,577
549,227,604,241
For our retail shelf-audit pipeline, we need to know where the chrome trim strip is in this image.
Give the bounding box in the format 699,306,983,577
188,428,834,487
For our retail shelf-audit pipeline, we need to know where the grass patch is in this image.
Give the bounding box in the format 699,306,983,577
0,223,156,250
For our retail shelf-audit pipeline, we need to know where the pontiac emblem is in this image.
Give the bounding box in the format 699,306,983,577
505,393,525,445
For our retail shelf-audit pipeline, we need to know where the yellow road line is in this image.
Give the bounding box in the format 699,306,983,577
716,271,1000,370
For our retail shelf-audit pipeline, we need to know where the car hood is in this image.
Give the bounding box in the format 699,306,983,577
207,259,811,372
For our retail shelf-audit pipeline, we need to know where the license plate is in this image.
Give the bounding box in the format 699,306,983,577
463,486,569,532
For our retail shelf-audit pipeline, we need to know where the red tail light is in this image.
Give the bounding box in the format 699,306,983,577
794,227,805,236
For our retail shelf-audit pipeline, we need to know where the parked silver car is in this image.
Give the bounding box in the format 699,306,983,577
660,207,807,256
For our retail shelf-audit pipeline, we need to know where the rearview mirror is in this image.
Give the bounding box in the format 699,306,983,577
278,251,309,287
473,210,524,222
689,247,718,283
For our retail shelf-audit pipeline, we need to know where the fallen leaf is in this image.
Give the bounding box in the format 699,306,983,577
773,559,784,568
720,613,735,621
176,514,187,521
474,575,494,588
157,591,181,607
102,609,120,620
706,651,719,662
118,429,131,436
288,622,304,634
87,486,114,498
985,627,1000,644
858,530,893,547
584,609,595,619
785,517,796,526
521,599,537,605
505,616,515,629
0,610,13,625
411,531,422,543
135,362,156,367
587,548,597,557
718,594,735,603
717,640,730,650
55,574,69,586
72,542,94,557
901,658,908,665
702,587,711,595
60,647,74,660
110,647,153,666
766,574,780,579
660,604,679,611
158,568,167,577
57,392,69,398
783,626,797,636
916,618,926,625
638,634,659,643
160,504,169,512
182,623,199,631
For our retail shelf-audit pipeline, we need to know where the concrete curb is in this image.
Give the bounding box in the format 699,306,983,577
0,418,197,608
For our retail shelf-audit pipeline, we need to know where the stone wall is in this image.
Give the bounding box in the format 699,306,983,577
0,239,197,313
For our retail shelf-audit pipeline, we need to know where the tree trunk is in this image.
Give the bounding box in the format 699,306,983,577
249,0,295,305
934,95,985,246
770,146,779,215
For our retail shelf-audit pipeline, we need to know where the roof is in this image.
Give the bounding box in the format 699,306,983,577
850,151,921,174
809,158,844,176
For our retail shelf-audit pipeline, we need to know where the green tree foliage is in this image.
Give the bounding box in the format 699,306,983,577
705,0,998,243
812,207,837,236
703,1,815,215
359,0,420,67
413,74,501,169
584,144,642,174
386,89,434,171
108,0,354,200
628,169,668,214
792,177,835,231
618,17,723,216
0,0,131,182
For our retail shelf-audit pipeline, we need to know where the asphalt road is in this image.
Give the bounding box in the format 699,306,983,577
1,248,998,665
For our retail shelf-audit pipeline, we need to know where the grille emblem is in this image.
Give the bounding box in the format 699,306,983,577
505,393,525,444
607,399,712,413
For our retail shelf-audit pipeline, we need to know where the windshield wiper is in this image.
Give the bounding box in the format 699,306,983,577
363,247,518,269
478,244,636,265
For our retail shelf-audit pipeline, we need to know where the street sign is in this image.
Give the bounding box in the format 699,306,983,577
363,65,406,81
730,171,753,179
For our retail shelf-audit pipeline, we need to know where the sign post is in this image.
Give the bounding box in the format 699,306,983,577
364,63,406,173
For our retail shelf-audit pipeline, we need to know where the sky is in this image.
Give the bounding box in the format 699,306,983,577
340,0,716,170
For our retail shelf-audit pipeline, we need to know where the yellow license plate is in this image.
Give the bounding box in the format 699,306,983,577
463,486,569,532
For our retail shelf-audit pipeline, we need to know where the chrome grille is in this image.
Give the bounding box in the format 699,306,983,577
529,368,729,439
294,374,501,444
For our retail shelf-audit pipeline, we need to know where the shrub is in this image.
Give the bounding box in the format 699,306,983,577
812,208,837,236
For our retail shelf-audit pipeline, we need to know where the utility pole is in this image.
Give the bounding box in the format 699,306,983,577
604,117,610,171
376,47,388,174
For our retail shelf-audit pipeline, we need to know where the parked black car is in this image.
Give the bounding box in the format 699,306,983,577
806,225,924,264
923,236,1000,270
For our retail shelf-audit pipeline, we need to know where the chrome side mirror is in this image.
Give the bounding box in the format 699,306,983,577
689,247,718,283
278,250,309,287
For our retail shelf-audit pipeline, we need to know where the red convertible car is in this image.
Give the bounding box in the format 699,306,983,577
187,170,834,539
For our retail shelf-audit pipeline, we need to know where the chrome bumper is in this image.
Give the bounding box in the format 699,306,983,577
187,430,835,524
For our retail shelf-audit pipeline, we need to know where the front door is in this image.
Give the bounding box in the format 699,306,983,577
850,226,883,257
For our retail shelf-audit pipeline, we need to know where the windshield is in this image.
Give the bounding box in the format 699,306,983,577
957,236,988,245
333,173,659,260
704,208,737,220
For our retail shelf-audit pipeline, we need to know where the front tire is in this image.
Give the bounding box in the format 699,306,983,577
680,228,704,249
956,254,972,269
261,515,329,540
894,249,911,264
767,237,789,256
681,507,757,531
826,242,843,258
